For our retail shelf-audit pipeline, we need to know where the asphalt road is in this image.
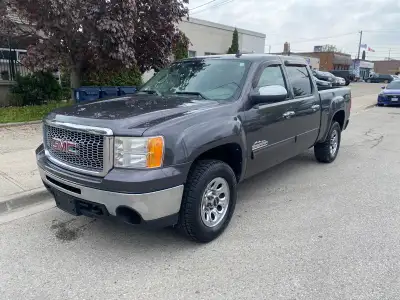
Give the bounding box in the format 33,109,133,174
350,82,382,98
2,86,399,300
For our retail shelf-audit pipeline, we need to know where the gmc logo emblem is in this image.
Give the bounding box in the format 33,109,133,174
51,138,79,155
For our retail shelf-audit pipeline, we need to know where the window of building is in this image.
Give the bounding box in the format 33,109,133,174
205,52,219,56
286,65,312,97
188,50,196,58
256,65,286,90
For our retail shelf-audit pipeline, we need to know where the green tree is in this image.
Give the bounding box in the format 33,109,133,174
227,28,239,54
173,30,190,60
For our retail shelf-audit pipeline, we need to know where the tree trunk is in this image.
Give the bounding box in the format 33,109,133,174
70,67,81,103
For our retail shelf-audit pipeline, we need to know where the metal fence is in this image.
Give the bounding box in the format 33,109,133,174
0,47,30,81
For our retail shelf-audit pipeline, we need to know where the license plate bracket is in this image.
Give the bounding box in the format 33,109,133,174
53,190,80,216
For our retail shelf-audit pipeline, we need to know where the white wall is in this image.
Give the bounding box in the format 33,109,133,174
178,17,266,56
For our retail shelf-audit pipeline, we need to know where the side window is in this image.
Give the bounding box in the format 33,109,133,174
256,65,286,89
286,65,312,97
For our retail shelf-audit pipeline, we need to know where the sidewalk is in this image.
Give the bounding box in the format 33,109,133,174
0,92,378,213
0,124,43,197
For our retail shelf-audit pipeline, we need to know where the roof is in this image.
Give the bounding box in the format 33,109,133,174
182,53,308,64
184,17,266,39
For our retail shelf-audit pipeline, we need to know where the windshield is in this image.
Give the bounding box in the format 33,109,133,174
386,81,400,89
139,59,251,101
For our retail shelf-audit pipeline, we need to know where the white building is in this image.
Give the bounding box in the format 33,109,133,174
178,17,266,57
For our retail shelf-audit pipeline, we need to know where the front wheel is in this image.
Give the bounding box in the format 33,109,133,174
314,121,341,163
178,160,237,243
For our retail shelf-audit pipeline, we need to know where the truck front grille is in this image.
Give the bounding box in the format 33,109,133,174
44,123,110,175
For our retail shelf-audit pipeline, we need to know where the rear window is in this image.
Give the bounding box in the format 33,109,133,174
286,65,313,97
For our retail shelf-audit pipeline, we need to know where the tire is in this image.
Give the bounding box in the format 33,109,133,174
314,121,341,163
178,160,237,243
377,103,384,107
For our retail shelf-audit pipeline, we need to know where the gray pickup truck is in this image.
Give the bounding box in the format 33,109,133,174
36,54,351,243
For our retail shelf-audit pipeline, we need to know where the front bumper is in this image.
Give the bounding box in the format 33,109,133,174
37,145,187,226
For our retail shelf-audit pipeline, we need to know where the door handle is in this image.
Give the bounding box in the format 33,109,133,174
282,111,295,119
312,104,320,111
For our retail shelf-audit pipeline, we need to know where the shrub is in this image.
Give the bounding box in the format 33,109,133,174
10,72,63,106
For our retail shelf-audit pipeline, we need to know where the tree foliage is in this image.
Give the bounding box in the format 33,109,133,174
172,30,190,61
0,0,189,95
321,44,340,52
227,28,239,54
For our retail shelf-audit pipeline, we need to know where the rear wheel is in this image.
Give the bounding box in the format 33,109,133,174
314,121,341,163
178,160,237,243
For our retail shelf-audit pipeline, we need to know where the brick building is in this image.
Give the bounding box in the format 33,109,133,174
372,60,400,75
296,52,352,71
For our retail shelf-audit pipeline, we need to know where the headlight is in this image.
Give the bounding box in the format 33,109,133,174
114,136,164,169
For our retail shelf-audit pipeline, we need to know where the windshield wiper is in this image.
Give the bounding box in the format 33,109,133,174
137,89,162,96
175,91,209,100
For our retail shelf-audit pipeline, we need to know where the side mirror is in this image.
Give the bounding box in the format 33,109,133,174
250,85,288,106
381,86,386,89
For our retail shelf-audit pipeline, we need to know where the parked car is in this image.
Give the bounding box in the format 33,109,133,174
366,74,396,83
313,70,336,84
36,54,351,243
335,76,346,86
377,80,400,106
313,76,332,88
329,70,354,85
313,70,342,87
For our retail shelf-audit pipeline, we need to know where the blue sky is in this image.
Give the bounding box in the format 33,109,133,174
187,0,400,60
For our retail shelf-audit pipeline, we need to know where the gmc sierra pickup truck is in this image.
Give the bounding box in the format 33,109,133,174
36,54,351,243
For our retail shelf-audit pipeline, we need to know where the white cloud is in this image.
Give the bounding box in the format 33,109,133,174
187,0,400,60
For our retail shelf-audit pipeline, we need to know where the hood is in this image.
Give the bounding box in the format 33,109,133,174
47,94,220,136
383,89,400,95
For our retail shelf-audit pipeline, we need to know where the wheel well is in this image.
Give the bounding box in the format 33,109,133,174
193,143,243,182
333,110,345,129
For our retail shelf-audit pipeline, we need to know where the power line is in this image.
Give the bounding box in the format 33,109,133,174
189,0,219,11
190,0,236,15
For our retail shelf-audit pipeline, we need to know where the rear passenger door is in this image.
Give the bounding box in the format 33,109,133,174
284,64,321,153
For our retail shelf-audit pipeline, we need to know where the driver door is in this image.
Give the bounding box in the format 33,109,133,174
242,61,297,179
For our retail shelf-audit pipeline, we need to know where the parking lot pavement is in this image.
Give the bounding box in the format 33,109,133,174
2,105,400,299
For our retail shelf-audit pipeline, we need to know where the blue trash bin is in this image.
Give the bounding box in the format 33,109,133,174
118,86,137,96
100,86,119,99
74,87,101,103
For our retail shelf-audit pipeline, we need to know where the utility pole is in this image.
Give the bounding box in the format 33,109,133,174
268,45,271,54
357,30,363,60
389,48,391,60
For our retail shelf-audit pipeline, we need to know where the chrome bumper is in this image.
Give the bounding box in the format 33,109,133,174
39,167,184,221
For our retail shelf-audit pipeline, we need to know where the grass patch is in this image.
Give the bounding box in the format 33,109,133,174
0,102,71,124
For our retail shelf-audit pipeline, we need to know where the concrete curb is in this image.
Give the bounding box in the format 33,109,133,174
0,187,53,215
0,120,42,128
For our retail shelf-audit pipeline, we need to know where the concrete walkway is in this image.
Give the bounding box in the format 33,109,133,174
0,124,43,199
0,90,379,210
